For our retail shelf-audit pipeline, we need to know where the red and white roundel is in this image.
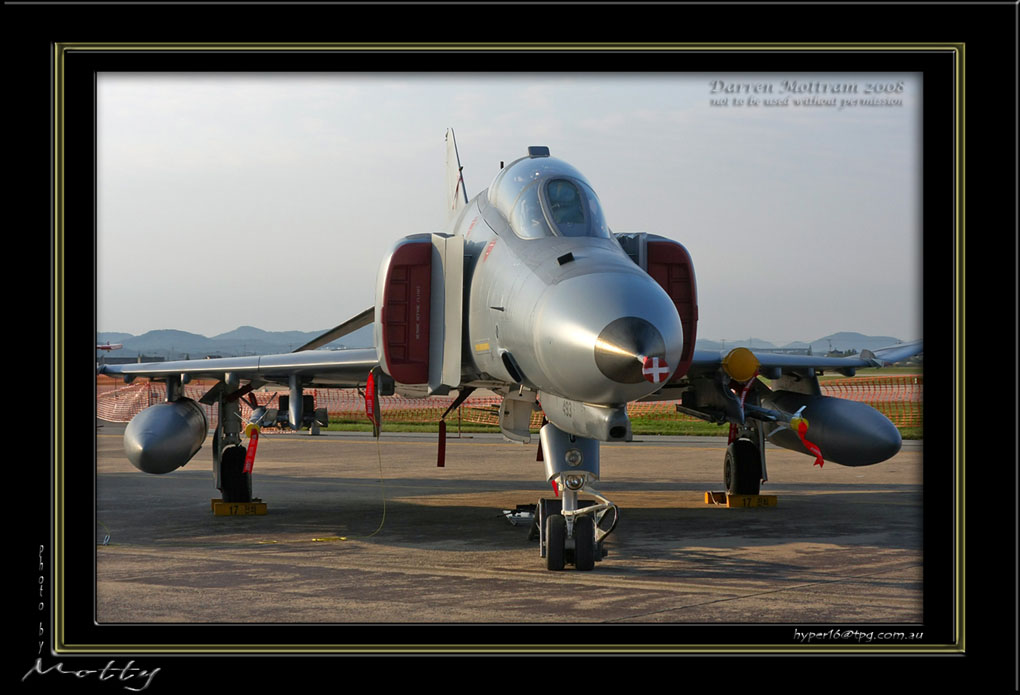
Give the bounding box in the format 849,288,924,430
641,356,671,384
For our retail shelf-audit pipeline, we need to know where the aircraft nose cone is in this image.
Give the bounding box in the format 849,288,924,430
531,269,683,404
594,317,666,384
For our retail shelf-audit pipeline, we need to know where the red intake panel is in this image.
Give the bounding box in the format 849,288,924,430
647,240,698,380
381,240,432,384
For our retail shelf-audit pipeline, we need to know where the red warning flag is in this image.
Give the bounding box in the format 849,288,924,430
794,418,825,468
435,387,478,468
365,369,380,438
437,420,446,468
243,428,259,474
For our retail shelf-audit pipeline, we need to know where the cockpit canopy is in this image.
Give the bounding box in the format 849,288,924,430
487,151,612,240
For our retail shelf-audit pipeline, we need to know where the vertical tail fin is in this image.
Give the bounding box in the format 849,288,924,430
445,128,468,223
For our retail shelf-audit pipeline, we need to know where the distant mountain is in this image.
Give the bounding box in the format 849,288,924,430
696,332,909,355
207,326,313,355
806,332,904,355
97,332,134,345
211,325,314,345
119,329,220,357
98,324,374,359
694,338,779,352
100,325,907,360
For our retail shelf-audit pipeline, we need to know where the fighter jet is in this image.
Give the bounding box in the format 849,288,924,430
98,130,922,571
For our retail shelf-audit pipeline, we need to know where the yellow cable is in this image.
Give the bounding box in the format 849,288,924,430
97,520,112,546
360,433,387,538
264,430,388,543
99,430,390,547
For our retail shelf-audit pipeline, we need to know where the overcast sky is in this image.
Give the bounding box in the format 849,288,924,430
97,72,922,346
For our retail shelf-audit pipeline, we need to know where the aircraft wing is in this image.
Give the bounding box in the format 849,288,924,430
685,339,923,378
98,348,379,389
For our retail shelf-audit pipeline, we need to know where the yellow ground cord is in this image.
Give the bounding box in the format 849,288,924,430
98,433,390,547
237,433,389,545
355,433,388,539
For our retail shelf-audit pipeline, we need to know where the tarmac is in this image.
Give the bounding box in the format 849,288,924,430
95,420,924,636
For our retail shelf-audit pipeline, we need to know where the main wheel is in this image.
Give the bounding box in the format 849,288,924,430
724,439,762,495
546,514,566,571
220,445,252,503
573,515,596,571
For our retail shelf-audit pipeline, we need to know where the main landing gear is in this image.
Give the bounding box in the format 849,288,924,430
724,420,766,496
212,393,254,504
532,423,618,571
218,443,252,503
724,439,762,496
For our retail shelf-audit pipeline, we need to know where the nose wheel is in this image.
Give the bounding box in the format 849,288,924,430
537,494,617,571
573,515,596,571
545,513,567,571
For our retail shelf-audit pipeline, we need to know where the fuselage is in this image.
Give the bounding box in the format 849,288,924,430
451,151,684,406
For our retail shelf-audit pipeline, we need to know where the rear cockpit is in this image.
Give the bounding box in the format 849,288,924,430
486,147,612,240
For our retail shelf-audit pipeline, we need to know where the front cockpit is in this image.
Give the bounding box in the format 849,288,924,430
464,144,687,408
486,148,612,240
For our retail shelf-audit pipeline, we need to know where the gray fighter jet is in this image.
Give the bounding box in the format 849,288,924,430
99,130,922,571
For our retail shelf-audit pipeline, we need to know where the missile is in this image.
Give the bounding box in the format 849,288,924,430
123,398,208,474
761,391,902,467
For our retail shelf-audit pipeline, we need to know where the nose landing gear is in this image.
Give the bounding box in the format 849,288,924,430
534,422,618,570
537,495,617,571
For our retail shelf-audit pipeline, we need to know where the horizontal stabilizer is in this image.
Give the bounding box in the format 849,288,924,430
293,307,374,352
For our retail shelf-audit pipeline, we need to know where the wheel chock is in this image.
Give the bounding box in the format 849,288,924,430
704,491,777,508
211,498,268,516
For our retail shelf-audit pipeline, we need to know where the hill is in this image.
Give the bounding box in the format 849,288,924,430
99,325,910,361
98,324,374,359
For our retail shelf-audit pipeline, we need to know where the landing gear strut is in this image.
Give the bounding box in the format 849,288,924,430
534,422,618,571
212,387,254,503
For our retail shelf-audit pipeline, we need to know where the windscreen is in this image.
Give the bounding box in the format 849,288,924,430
490,156,611,240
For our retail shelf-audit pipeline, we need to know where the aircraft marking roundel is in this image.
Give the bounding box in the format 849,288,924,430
641,356,670,384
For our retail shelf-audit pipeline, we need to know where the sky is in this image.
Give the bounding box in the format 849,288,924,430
97,72,922,346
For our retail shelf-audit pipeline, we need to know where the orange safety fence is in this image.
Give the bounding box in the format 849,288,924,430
818,375,923,428
97,374,923,429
